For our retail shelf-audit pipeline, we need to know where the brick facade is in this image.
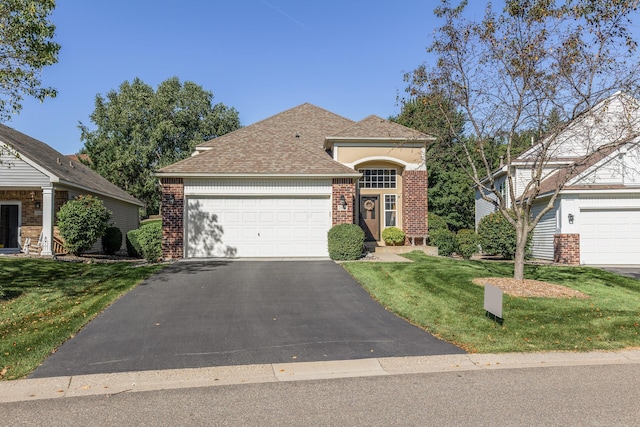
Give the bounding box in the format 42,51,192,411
161,178,184,259
401,170,428,245
332,179,356,225
554,233,580,265
0,189,68,242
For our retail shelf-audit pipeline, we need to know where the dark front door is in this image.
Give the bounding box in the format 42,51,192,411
0,204,19,249
359,195,380,241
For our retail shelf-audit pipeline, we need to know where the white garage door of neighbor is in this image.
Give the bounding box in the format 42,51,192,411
580,209,640,265
186,197,331,258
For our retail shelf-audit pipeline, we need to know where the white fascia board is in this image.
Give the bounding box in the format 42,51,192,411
477,165,509,187
561,187,640,195
155,172,362,179
324,137,433,150
511,159,574,167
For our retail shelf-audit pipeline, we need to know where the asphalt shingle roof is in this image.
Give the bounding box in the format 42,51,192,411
330,115,433,140
0,124,143,206
158,104,431,176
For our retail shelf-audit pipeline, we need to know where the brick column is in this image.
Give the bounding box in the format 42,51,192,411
161,178,184,259
332,178,356,225
402,170,428,245
554,234,580,265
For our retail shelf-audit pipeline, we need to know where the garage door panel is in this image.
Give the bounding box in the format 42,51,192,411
581,209,640,264
187,196,330,258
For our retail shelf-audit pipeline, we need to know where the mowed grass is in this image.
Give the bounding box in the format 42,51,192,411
342,252,640,353
0,258,164,380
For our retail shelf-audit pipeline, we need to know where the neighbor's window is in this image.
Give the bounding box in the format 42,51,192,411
358,168,397,189
384,194,397,227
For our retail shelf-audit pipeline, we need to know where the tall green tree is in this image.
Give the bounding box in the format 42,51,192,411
79,77,241,215
394,94,474,231
0,0,60,121
0,0,60,163
407,0,640,280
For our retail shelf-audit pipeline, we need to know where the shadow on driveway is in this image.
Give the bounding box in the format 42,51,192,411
31,261,464,378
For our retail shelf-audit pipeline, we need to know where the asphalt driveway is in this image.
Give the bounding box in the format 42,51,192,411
31,261,464,378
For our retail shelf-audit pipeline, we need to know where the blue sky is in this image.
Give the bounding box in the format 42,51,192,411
6,0,486,155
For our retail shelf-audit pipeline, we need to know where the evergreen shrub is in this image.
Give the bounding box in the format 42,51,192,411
102,226,122,255
381,226,406,246
328,223,365,260
456,229,480,260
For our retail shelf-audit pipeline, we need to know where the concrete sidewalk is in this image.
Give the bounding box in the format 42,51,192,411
3,350,639,403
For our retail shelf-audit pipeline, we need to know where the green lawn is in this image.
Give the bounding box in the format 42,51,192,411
342,252,640,353
0,258,164,380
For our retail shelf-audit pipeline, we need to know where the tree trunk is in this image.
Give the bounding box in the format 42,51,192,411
513,223,528,281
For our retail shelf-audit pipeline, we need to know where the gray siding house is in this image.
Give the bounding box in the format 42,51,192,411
0,124,143,255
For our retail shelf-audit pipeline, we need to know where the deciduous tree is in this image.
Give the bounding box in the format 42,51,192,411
407,0,640,280
0,0,60,162
79,77,241,215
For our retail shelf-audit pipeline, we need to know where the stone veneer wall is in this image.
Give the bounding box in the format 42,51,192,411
332,179,356,225
161,178,184,259
401,170,428,244
554,233,580,265
0,189,68,242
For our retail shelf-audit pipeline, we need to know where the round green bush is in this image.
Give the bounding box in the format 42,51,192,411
126,229,141,258
136,221,162,262
429,228,457,257
328,223,365,260
477,210,531,259
102,226,123,255
57,195,111,256
456,229,480,260
381,226,406,246
428,213,448,233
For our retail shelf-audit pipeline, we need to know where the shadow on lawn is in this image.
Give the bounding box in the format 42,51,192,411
0,258,159,297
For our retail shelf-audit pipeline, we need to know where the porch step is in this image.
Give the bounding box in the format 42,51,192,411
365,241,438,256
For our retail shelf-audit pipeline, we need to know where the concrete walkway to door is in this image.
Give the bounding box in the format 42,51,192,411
30,260,464,378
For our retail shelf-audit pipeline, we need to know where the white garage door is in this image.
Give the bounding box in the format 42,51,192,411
580,209,640,265
186,197,331,258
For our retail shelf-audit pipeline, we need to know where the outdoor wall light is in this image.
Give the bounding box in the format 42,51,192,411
340,195,347,209
166,194,175,206
568,213,574,224
35,201,41,209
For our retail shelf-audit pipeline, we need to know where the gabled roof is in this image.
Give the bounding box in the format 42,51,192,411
520,141,632,199
0,124,143,206
159,103,425,177
198,103,354,152
157,134,359,176
328,115,434,142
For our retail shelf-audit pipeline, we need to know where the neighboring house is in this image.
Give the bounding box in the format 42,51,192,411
475,92,640,265
156,103,434,258
0,124,143,255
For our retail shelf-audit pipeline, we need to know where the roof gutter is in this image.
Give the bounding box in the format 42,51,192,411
154,172,363,179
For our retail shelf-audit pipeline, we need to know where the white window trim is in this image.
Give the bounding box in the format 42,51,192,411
358,168,398,189
383,194,397,228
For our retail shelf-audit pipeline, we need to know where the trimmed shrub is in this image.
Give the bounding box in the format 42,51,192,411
456,229,480,260
328,223,365,260
478,210,531,259
126,229,141,258
57,195,111,256
428,213,448,233
102,226,123,255
381,226,406,246
136,221,163,262
429,228,457,257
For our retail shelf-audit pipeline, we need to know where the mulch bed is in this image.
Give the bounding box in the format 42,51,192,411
472,277,589,299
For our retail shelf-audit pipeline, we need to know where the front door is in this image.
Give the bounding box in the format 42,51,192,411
0,204,19,249
359,195,380,241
